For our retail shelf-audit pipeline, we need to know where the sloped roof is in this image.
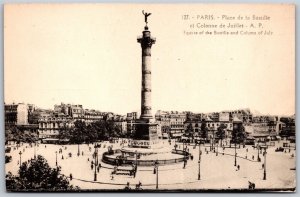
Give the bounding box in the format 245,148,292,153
233,117,242,123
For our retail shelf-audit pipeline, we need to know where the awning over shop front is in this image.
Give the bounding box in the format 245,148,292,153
172,133,182,137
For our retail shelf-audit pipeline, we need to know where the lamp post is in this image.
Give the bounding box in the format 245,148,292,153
263,148,267,180
257,143,260,162
216,140,219,156
212,130,215,152
77,144,80,156
55,151,58,166
210,135,212,151
154,160,159,189
19,151,22,168
34,141,36,159
135,150,138,165
198,142,202,180
234,139,237,166
94,152,97,181
93,143,100,181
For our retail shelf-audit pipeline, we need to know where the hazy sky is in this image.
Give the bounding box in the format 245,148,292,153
4,4,295,116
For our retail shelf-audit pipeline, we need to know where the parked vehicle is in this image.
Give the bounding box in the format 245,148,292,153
5,147,11,153
275,147,284,152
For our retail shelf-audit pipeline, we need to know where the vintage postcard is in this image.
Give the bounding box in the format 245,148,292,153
4,4,295,192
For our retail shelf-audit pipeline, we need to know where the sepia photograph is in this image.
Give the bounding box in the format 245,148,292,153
4,3,295,192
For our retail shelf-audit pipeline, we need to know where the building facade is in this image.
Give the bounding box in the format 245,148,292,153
5,103,28,126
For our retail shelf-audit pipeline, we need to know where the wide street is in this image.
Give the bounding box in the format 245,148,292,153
5,139,296,190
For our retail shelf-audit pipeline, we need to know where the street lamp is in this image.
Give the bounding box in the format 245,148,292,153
198,142,202,180
55,151,58,166
216,140,219,156
19,151,22,168
263,148,267,180
94,153,97,181
257,142,260,162
210,136,212,151
212,131,215,152
135,150,138,165
94,143,100,181
154,160,159,189
234,139,237,166
77,144,80,156
34,141,36,159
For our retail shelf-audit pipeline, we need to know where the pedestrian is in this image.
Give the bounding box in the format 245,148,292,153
262,163,264,169
82,151,84,156
246,148,248,152
124,182,130,190
88,158,90,162
91,164,94,170
62,155,64,160
237,165,240,171
252,155,254,160
70,173,73,180
97,166,100,173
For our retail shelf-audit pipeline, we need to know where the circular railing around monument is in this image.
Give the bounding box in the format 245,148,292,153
102,149,189,166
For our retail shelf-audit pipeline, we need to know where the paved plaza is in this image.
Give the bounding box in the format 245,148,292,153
5,139,296,190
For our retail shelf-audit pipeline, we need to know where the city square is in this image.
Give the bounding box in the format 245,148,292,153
5,138,296,190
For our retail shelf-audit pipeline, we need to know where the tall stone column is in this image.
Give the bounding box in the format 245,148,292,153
137,26,156,121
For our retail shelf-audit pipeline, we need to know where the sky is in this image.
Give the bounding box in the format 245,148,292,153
4,4,295,116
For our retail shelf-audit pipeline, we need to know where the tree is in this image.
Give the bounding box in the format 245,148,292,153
57,123,72,141
200,119,208,142
232,123,247,147
57,119,124,144
5,126,38,144
279,118,295,138
5,127,15,143
69,120,86,144
5,155,12,163
216,123,226,147
185,123,194,142
6,155,79,191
